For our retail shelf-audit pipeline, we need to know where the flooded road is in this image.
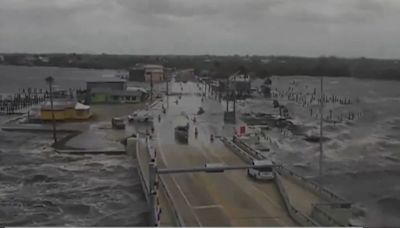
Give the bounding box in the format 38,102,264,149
158,78,400,227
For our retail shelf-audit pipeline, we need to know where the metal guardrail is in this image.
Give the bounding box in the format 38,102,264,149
232,136,350,205
232,136,265,160
158,177,184,226
220,137,253,163
311,204,349,227
135,136,149,201
138,135,184,226
274,165,349,205
274,171,320,226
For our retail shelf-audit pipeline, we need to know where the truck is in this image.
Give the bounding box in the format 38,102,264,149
112,117,125,129
174,114,189,143
247,159,274,181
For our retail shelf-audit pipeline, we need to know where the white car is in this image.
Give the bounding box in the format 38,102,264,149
128,111,153,123
247,160,275,181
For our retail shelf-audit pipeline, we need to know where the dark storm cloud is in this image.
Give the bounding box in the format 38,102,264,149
0,0,400,58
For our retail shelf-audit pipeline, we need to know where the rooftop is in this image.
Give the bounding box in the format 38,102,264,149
87,77,126,83
229,73,251,82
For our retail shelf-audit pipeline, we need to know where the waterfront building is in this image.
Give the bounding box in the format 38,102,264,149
86,78,147,104
40,99,91,121
129,64,164,82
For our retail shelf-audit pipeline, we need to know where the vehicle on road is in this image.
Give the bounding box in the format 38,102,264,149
247,160,274,181
128,110,153,123
194,127,198,138
112,117,125,129
174,115,189,143
197,107,205,115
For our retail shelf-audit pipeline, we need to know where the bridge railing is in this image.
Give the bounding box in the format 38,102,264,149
135,136,149,200
311,203,352,227
274,165,350,206
221,137,253,163
232,136,350,206
274,171,319,226
141,135,184,226
158,176,184,226
232,135,265,160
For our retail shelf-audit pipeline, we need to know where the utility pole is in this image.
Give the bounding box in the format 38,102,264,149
225,79,229,113
165,73,169,96
319,76,324,183
150,74,153,102
45,76,57,144
233,90,236,122
148,162,157,226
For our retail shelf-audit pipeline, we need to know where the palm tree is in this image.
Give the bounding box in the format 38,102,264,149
45,76,57,143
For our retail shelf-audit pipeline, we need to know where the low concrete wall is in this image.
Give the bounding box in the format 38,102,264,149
232,136,350,206
274,165,349,205
311,203,352,226
127,137,137,158
274,171,319,226
220,137,253,163
158,177,184,226
230,136,353,226
131,134,183,226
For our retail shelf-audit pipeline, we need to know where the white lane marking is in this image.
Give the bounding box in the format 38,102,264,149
193,204,223,209
171,168,203,226
154,125,202,226
246,182,284,211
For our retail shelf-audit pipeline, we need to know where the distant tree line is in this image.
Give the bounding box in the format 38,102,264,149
1,53,400,80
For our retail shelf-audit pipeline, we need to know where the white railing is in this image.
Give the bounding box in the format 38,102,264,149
138,135,184,226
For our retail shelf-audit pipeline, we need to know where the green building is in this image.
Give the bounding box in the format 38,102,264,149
86,78,147,104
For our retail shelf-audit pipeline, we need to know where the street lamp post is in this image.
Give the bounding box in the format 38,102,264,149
319,76,324,182
45,76,57,144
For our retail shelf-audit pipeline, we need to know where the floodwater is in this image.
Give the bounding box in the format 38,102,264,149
0,65,148,226
1,65,400,227
0,128,148,226
245,76,400,227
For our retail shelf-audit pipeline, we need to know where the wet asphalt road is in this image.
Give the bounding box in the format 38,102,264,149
151,80,298,226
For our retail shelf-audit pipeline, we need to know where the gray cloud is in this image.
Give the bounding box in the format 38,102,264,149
0,0,400,58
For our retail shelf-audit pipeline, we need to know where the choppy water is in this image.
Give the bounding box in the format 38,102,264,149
246,76,400,227
0,65,147,226
0,65,116,94
0,129,148,226
1,65,400,227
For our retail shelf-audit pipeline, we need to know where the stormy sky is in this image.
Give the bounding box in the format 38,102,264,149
0,0,399,58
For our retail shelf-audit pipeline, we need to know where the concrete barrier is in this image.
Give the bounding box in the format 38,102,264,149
232,136,350,205
134,134,183,226
127,137,137,158
158,177,184,226
311,203,352,226
274,165,349,205
220,137,253,163
232,136,265,160
274,171,320,226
